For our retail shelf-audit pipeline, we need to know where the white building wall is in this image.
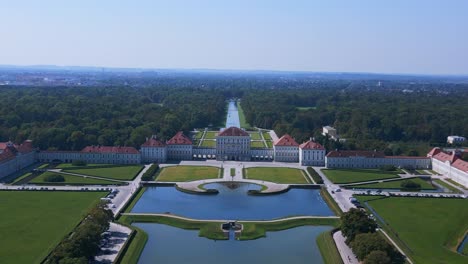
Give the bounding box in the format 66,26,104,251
432,159,468,188
274,146,299,162
141,146,167,163
326,156,431,169
216,136,251,161
167,145,193,160
299,149,325,166
36,151,141,164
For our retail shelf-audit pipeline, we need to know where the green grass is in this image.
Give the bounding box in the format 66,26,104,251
230,168,235,177
348,178,435,190
55,163,110,169
0,191,106,264
200,139,216,147
249,132,262,140
322,169,400,184
239,218,340,240
11,172,33,185
446,178,468,190
262,132,272,140
320,188,342,216
250,141,266,148
317,231,343,264
266,141,273,148
237,101,251,129
360,196,468,264
204,131,217,139
62,165,143,180
29,171,120,185
115,226,148,264
434,179,463,193
156,166,220,182
194,131,204,139
38,163,49,169
245,167,309,184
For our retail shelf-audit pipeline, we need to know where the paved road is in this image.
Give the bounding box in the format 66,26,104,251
333,231,358,264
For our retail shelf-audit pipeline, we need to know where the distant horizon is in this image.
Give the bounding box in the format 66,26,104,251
1,63,467,78
2,1,468,76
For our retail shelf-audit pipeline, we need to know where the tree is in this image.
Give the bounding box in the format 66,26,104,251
341,208,378,243
364,250,391,264
44,174,65,182
350,233,392,260
400,179,421,190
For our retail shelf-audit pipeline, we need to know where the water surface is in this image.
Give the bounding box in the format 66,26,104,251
131,183,334,220
135,223,331,264
225,100,241,128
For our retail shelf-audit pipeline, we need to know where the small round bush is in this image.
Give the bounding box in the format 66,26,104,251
44,174,65,182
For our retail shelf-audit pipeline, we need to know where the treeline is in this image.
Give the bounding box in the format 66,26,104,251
341,208,404,264
0,86,225,150
47,202,113,264
241,88,468,154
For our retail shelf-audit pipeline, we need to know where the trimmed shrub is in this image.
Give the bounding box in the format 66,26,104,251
44,174,65,182
400,179,421,190
72,160,87,166
307,167,324,184
141,164,160,181
379,165,397,171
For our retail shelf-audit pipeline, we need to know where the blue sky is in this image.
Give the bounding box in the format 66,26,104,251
1,0,467,74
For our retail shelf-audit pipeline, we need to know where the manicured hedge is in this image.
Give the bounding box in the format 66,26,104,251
307,167,324,184
141,164,160,181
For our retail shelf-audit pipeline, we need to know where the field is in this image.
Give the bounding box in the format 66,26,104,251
193,131,203,139
204,131,217,139
250,141,266,148
0,191,106,264
200,139,216,147
245,167,309,184
156,166,220,182
29,171,120,185
262,132,272,140
358,196,468,264
237,101,251,128
321,169,400,184
266,141,273,148
62,165,143,180
348,178,435,190
249,132,262,140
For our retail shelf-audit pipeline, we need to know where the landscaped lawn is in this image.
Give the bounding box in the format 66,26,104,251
200,139,216,147
204,131,218,139
249,132,262,140
250,141,266,148
62,165,143,180
29,171,120,185
358,196,468,264
245,167,309,184
56,163,110,169
262,132,272,140
11,172,32,185
433,179,463,193
348,178,435,190
156,166,220,182
237,101,251,129
0,191,106,264
321,169,400,184
194,131,203,139
266,141,273,148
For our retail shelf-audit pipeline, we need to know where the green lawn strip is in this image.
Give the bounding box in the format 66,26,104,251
237,101,251,129
360,196,468,264
55,163,111,169
63,165,143,180
446,179,468,190
11,172,33,185
230,168,235,177
204,131,217,139
29,171,120,185
320,188,343,216
200,139,216,147
316,230,343,264
433,179,463,193
0,191,106,264
321,169,400,184
429,170,440,175
415,170,427,175
348,178,435,190
194,131,204,139
156,166,220,182
239,218,340,240
249,132,262,140
38,163,49,169
296,106,317,111
262,132,272,140
120,187,147,214
266,141,273,148
114,225,148,264
120,215,226,240
246,167,309,184
250,141,266,148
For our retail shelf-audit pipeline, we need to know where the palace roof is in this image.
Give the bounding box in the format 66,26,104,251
141,137,165,147
167,131,192,145
274,134,299,147
452,159,468,172
16,140,34,154
427,147,442,157
432,151,458,163
218,127,249,137
81,146,140,154
299,140,325,150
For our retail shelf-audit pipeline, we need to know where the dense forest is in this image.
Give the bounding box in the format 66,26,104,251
0,73,467,155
